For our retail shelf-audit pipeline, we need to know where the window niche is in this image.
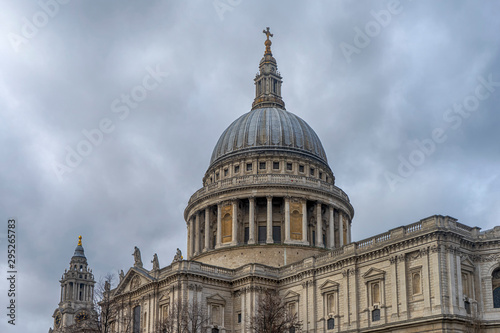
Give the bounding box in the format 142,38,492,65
207,294,226,328
319,280,339,329
362,268,386,323
283,291,300,324
409,267,423,297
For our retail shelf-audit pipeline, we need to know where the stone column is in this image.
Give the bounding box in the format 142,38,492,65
241,289,246,333
232,200,238,245
248,197,256,245
398,255,408,319
216,203,221,248
339,212,344,247
284,196,291,243
347,219,351,244
316,202,323,247
266,195,273,244
204,208,210,251
187,219,192,258
194,213,200,255
302,200,308,245
329,205,335,249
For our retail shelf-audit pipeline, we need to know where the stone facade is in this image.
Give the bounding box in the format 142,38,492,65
51,29,500,332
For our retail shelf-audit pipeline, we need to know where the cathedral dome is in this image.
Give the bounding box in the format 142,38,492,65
209,107,328,167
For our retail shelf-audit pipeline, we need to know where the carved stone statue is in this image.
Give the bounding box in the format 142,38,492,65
152,253,160,270
119,269,124,281
104,280,110,292
133,246,143,268
172,248,183,263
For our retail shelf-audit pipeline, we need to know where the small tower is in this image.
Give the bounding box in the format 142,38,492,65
51,236,97,332
252,27,286,110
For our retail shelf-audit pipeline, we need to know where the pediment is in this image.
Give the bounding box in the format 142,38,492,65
114,268,153,295
207,293,226,305
319,280,339,294
362,268,386,281
283,290,300,302
461,257,475,269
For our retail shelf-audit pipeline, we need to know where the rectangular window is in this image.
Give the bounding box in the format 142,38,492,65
234,165,240,173
312,230,316,246
237,312,242,323
224,169,228,177
247,163,252,171
327,318,335,330
260,162,266,169
319,171,323,179
133,306,141,333
216,172,219,180
310,168,315,176
286,162,293,171
273,161,280,169
372,309,380,321
244,227,249,244
258,226,266,243
273,226,281,243
299,165,304,173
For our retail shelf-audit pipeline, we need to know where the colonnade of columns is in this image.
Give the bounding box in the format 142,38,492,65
186,197,351,259
60,281,94,302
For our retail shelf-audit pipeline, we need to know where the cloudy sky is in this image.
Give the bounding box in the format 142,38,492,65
1,0,499,331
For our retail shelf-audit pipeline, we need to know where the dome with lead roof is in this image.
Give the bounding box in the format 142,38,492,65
210,107,328,167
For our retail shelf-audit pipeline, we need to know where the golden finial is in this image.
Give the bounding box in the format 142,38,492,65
78,235,82,246
263,27,273,55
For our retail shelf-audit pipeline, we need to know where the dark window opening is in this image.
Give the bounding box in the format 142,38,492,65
312,230,316,246
234,165,240,173
310,168,315,176
212,329,219,333
273,226,281,243
244,227,249,244
465,300,471,314
327,318,335,330
494,287,500,308
372,309,380,322
286,163,293,171
224,169,228,177
323,234,327,248
258,226,266,244
215,172,219,180
237,313,241,323
273,161,280,169
289,327,296,333
246,163,252,171
133,306,141,333
319,171,323,179
299,165,304,173
260,162,266,169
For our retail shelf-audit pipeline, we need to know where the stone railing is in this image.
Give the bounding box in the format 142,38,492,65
188,174,349,204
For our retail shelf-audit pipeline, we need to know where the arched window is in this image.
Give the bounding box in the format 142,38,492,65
493,268,500,308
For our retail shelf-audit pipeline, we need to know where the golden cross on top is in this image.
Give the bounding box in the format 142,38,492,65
78,235,82,246
263,27,273,40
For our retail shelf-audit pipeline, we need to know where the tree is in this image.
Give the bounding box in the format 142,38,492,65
94,273,133,333
248,289,302,333
155,299,208,333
